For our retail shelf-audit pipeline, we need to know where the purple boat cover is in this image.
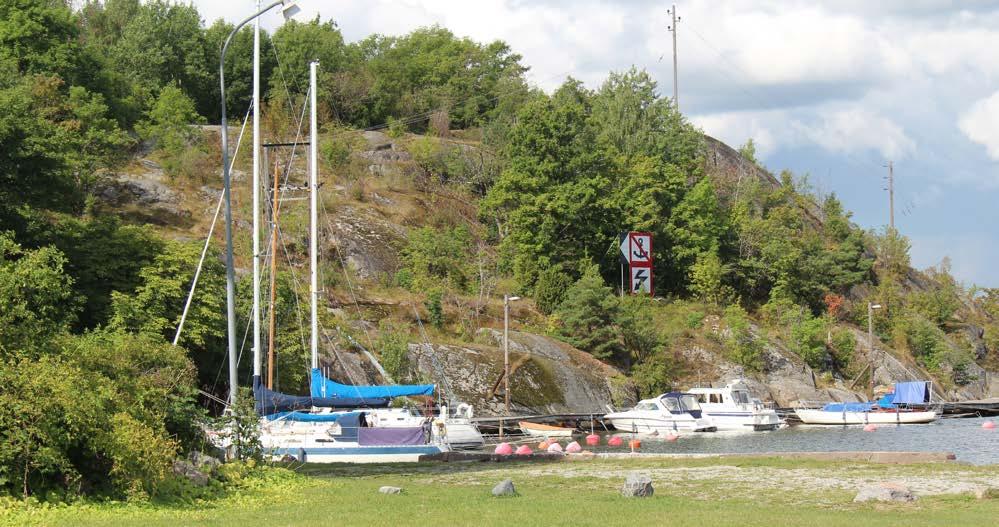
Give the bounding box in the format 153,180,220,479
357,427,426,446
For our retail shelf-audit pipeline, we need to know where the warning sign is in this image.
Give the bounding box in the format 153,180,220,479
631,266,652,295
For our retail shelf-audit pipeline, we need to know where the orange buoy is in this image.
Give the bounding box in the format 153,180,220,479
538,440,551,450
983,421,996,430
607,436,623,447
863,424,877,432
628,439,642,450
585,434,600,446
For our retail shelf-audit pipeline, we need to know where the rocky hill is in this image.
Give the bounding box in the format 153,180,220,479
96,128,998,414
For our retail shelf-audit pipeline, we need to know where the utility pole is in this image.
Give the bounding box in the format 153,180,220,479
668,4,680,111
868,303,881,400
884,161,895,230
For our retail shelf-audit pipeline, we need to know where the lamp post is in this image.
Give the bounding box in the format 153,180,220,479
219,0,299,411
500,294,520,439
868,303,882,400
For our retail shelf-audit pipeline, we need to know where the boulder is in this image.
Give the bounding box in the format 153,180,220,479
172,460,209,487
853,483,917,503
379,486,403,494
620,473,654,498
492,479,517,497
188,451,222,474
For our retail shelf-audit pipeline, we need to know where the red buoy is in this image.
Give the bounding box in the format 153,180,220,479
983,421,996,430
863,424,877,432
585,434,600,446
607,436,624,447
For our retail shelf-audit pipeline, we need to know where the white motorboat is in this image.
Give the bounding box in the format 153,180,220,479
604,392,717,433
688,380,784,431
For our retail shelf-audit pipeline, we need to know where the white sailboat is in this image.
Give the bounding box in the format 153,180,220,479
206,6,481,462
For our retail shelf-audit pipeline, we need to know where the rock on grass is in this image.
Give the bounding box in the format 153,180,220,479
492,479,517,497
621,473,654,498
379,486,403,494
853,483,917,503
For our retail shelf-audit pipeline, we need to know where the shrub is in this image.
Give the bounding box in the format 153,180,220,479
790,316,830,370
425,289,444,329
377,322,411,382
555,264,624,364
722,304,763,371
533,265,572,315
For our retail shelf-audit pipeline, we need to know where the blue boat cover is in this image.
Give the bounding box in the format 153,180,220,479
891,381,931,405
822,402,874,412
310,368,435,399
253,376,390,415
264,411,351,422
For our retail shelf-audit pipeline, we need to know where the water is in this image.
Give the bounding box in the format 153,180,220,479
583,417,999,465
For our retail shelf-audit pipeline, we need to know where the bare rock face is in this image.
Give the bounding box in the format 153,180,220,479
96,162,191,226
325,205,406,280
407,331,628,416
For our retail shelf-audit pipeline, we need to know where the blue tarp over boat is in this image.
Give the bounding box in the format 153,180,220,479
310,368,435,399
891,381,931,405
253,376,390,414
822,402,874,412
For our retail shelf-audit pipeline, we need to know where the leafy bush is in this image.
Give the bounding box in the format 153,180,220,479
400,226,475,293
136,86,204,178
722,304,763,371
377,322,411,382
790,316,829,370
425,289,445,329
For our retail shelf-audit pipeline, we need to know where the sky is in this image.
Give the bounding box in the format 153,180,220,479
196,0,999,287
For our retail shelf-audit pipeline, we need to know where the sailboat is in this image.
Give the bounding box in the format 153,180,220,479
239,47,481,459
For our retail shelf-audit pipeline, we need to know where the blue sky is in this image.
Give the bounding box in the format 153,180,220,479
199,0,999,286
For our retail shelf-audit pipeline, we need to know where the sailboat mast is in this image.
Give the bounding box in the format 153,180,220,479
309,60,319,370
251,0,262,380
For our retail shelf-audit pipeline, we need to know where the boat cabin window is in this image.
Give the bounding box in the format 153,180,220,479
634,401,659,411
710,393,722,404
732,391,750,404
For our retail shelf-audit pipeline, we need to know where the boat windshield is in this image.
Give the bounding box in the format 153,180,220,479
662,397,682,413
732,391,750,404
634,401,659,411
680,394,701,411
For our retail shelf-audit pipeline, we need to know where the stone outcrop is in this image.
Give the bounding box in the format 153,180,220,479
407,330,630,416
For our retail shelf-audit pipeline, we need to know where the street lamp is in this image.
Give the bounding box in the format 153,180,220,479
500,295,521,438
868,303,882,400
219,1,299,411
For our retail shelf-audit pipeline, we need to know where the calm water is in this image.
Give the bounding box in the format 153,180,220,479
584,417,999,465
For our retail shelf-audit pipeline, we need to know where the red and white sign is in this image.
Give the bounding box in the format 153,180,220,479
621,231,653,296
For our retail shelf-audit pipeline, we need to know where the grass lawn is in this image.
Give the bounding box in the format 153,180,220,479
3,457,998,527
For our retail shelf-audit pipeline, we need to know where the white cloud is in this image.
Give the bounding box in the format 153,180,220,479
690,111,779,159
959,91,999,160
793,108,915,160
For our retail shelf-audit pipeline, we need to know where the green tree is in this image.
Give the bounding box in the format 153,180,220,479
555,265,623,364
532,265,572,316
136,85,204,176
689,250,734,305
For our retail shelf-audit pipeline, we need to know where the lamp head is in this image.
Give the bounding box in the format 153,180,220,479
281,1,301,21
508,296,521,302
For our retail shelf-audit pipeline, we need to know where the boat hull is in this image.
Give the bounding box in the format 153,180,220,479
519,421,575,437
267,445,444,463
794,409,938,425
605,413,716,433
704,411,783,431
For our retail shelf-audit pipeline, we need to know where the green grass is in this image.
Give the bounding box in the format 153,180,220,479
3,458,998,527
